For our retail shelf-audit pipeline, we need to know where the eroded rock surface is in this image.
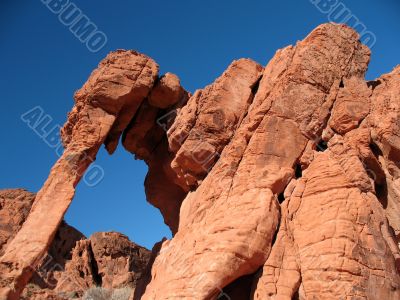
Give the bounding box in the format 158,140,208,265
141,23,377,299
50,232,151,298
2,23,400,300
368,66,400,237
167,58,263,191
252,34,400,300
253,137,400,299
0,190,36,256
0,50,158,300
0,189,151,299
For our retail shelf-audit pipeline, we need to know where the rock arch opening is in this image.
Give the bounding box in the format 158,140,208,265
64,146,172,249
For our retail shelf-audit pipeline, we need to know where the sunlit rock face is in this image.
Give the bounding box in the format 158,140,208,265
1,23,400,300
140,23,399,300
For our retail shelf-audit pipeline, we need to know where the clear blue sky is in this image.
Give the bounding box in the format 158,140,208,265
1,0,399,249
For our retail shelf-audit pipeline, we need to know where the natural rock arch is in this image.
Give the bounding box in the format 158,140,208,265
1,24,400,300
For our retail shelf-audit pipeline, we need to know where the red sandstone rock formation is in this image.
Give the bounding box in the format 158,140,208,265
1,23,400,299
0,50,159,300
0,189,151,299
0,190,36,257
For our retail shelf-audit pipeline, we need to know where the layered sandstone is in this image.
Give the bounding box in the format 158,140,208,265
1,23,400,300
